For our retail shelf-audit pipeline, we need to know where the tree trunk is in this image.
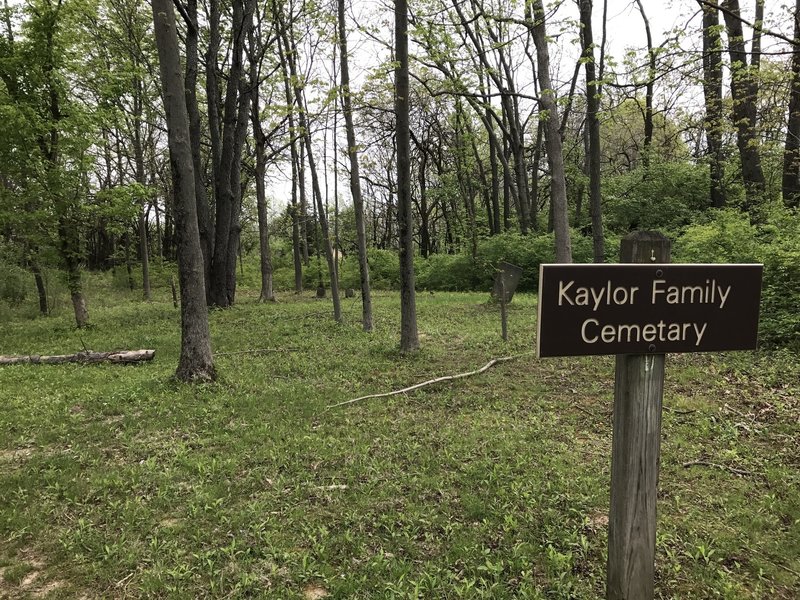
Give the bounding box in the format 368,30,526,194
254,139,275,302
207,0,255,307
152,0,215,382
250,28,275,303
224,71,253,305
31,262,48,316
529,0,572,263
783,0,800,208
634,0,655,165
276,27,305,289
131,41,151,302
280,19,341,321
184,0,212,297
0,350,155,366
579,0,606,261
488,110,501,235
417,147,430,258
396,0,419,351
699,0,727,208
338,0,373,330
38,3,88,329
138,207,151,300
722,0,766,211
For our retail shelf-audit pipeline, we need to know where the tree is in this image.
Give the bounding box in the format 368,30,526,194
338,0,373,330
528,0,572,262
3,0,92,328
396,0,418,351
176,0,213,300
278,5,342,322
578,0,605,261
250,26,276,303
151,0,215,382
699,0,726,208
206,0,256,308
783,0,800,208
721,0,766,211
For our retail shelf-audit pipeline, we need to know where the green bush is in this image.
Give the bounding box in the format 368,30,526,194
603,160,710,234
364,248,401,290
0,263,29,305
758,209,800,350
415,253,480,291
674,206,800,349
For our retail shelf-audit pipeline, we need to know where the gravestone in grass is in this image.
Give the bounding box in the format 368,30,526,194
491,262,523,341
536,231,763,600
491,261,523,303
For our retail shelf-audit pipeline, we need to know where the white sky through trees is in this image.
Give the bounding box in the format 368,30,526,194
4,0,793,214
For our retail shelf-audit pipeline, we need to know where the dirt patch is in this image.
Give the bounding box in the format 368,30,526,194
33,579,66,597
303,584,329,599
0,447,34,462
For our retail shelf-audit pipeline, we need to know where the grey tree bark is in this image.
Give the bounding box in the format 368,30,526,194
152,0,215,382
529,0,572,263
338,0,373,331
279,18,342,321
578,0,606,262
699,0,727,208
250,29,275,303
276,30,305,291
783,0,800,207
207,0,255,307
721,0,766,212
396,0,419,351
182,0,213,298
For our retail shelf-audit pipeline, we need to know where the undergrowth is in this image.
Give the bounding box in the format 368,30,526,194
0,277,798,598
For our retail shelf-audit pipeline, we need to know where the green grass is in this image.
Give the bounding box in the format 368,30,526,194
0,275,798,598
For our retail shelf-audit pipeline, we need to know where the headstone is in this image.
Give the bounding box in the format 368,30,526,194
345,288,355,298
491,261,523,303
316,284,326,298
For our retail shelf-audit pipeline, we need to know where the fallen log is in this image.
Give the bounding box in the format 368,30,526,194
0,350,156,366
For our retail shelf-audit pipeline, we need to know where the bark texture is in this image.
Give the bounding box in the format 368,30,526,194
152,0,215,382
396,0,419,351
338,0,373,331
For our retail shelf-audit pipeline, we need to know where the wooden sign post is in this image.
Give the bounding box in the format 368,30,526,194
535,231,763,599
607,231,670,600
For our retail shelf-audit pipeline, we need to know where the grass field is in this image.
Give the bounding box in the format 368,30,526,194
1,275,798,598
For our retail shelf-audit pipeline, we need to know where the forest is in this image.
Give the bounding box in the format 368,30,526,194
1,0,799,362
1,0,799,598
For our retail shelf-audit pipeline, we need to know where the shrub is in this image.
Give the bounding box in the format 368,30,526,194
674,206,800,349
0,263,29,305
364,248,401,290
603,160,710,234
415,253,480,291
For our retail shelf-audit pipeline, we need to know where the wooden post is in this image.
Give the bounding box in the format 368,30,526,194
500,279,508,341
170,275,178,308
607,231,671,600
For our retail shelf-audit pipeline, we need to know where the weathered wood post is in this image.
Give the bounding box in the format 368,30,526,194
500,279,508,341
170,275,178,308
607,231,671,600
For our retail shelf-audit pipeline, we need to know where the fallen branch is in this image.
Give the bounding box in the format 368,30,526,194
0,350,155,366
663,406,697,415
215,348,296,356
682,460,756,477
572,404,611,421
326,354,528,409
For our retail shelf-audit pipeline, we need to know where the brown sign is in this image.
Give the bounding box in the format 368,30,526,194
536,264,763,357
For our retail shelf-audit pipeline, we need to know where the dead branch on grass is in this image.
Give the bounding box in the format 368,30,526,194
215,348,296,356
326,353,531,409
682,460,758,477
